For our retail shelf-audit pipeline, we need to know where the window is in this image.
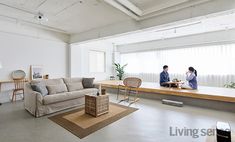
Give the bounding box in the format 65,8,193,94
120,44,235,87
89,50,105,72
121,44,235,75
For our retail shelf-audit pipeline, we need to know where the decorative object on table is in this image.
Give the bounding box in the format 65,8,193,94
117,77,142,106
12,78,26,102
85,94,109,117
11,70,26,79
224,82,235,89
172,78,181,82
96,92,100,96
49,102,138,139
30,65,43,80
43,74,49,79
216,121,231,142
82,78,95,88
110,76,115,80
114,63,127,80
101,88,106,95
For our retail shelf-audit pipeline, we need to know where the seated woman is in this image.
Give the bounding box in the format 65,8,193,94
181,67,198,89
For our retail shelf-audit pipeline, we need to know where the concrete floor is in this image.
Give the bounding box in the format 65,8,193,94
0,94,235,142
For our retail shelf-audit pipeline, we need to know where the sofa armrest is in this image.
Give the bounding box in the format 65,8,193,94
25,83,43,102
24,83,43,117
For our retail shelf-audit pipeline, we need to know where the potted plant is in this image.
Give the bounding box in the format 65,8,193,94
224,82,235,89
114,63,127,80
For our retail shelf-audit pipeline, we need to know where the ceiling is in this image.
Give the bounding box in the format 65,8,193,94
0,0,131,34
104,0,212,20
0,0,212,34
129,0,160,9
78,10,235,46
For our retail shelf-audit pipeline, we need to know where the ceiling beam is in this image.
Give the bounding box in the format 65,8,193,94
142,0,189,15
104,0,140,20
140,0,213,20
116,0,143,16
36,0,48,9
0,2,35,15
0,14,68,34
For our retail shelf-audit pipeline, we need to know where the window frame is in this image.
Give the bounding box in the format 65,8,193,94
88,50,106,73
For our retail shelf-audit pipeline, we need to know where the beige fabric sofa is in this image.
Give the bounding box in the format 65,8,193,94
24,78,99,117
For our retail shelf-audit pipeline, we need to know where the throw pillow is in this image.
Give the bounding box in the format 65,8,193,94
46,84,68,95
31,82,48,96
66,82,84,92
82,78,95,88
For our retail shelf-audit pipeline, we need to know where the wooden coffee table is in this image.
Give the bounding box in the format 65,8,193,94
85,94,109,117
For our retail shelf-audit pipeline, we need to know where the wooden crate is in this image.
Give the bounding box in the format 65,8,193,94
85,94,109,117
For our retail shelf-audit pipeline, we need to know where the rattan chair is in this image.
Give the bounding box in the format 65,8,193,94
12,78,25,102
117,77,142,106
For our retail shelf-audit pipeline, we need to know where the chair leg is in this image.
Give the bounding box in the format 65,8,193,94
22,90,24,100
118,88,129,104
118,97,129,103
15,92,16,102
12,91,15,102
128,91,139,106
117,87,120,100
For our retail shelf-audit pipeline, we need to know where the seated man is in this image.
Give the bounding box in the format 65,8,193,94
160,65,170,87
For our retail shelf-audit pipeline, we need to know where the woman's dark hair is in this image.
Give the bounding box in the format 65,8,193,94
189,67,197,76
163,65,168,70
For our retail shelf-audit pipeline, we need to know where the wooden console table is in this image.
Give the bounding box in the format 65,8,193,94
0,80,14,105
0,80,14,92
0,80,28,92
0,80,28,105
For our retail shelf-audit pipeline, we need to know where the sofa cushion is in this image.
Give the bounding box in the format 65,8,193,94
82,78,95,88
63,77,83,84
42,78,64,86
30,82,48,96
43,88,98,105
46,84,68,95
43,93,68,105
66,82,84,92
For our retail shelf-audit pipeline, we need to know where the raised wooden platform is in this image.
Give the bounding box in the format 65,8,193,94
96,80,235,103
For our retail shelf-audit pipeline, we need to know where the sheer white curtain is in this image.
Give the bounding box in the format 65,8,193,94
120,44,235,87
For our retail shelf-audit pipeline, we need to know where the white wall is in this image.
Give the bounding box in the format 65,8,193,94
0,18,69,103
70,41,114,81
0,33,69,80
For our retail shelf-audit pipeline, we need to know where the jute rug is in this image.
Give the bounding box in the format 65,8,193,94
49,102,138,139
